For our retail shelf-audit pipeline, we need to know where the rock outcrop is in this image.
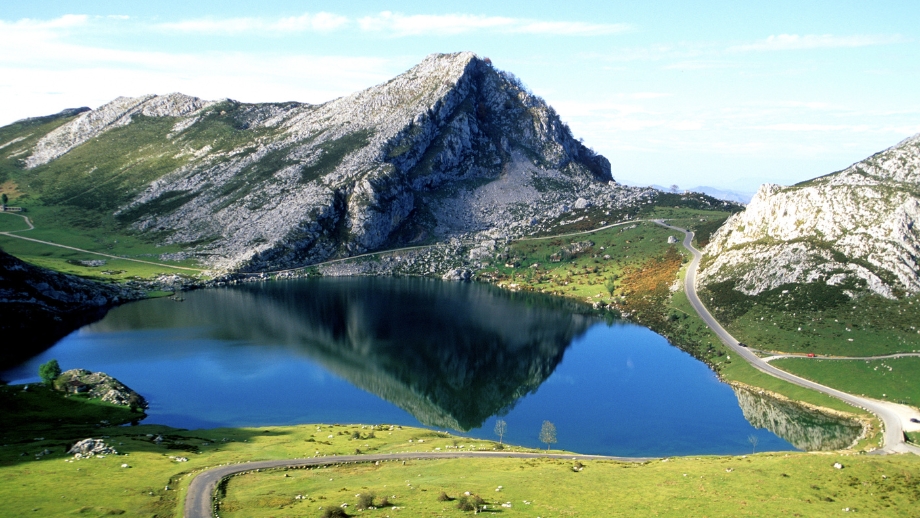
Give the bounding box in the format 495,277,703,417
55,368,148,409
0,250,144,368
68,438,118,457
17,52,657,272
701,133,920,299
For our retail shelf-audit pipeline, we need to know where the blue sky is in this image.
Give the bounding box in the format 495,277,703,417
2,1,918,191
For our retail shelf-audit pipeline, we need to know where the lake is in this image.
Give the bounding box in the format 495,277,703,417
2,277,859,456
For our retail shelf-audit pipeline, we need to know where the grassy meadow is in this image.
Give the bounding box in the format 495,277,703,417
218,451,920,518
701,281,920,357
1,398,916,518
770,357,920,407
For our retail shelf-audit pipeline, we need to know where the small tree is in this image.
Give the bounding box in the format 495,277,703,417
748,434,759,454
604,274,619,297
494,419,507,445
1,193,8,207
38,359,61,385
539,420,557,451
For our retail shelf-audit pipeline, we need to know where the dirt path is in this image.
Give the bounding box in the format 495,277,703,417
240,218,648,277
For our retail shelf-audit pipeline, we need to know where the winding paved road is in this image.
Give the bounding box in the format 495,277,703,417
653,220,920,456
184,451,653,518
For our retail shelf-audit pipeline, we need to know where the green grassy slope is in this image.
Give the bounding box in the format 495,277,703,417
0,103,286,277
771,357,920,407
701,280,920,357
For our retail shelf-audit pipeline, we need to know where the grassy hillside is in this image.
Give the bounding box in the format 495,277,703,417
700,281,920,357
0,103,287,277
771,357,920,407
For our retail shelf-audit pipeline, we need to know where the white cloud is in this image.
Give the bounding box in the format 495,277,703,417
629,92,672,100
730,33,905,52
662,60,731,71
757,122,872,132
157,12,349,34
357,11,630,37
0,15,399,125
509,20,631,36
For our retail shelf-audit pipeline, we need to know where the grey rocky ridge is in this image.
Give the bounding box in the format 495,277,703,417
17,52,658,273
700,133,920,300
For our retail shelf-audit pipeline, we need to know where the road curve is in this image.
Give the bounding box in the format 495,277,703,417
184,451,653,518
653,220,920,456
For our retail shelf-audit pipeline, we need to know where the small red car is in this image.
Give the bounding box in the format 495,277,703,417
806,353,816,357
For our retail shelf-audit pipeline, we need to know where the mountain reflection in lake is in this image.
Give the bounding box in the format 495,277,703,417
732,385,864,451
4,277,805,456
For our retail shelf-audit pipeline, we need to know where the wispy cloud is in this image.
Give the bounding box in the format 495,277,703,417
759,123,873,132
357,11,631,37
0,13,90,30
157,12,349,34
729,33,906,52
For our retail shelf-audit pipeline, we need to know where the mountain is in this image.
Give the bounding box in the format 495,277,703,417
686,186,754,205
700,133,920,299
2,52,655,272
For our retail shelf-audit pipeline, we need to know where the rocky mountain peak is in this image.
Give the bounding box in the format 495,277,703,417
13,52,638,272
701,132,920,299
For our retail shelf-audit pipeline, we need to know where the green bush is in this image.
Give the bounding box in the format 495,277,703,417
355,493,374,510
38,359,61,385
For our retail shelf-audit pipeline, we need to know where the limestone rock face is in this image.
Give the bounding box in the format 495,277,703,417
701,133,920,298
19,52,654,272
26,93,213,168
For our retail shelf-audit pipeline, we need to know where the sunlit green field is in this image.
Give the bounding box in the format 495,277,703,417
219,448,920,517
771,357,920,407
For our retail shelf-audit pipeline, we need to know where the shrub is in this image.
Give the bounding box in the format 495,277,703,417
38,359,61,385
355,493,375,510
321,507,349,518
456,494,484,511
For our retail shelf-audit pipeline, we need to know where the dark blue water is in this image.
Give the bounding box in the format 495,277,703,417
2,277,798,456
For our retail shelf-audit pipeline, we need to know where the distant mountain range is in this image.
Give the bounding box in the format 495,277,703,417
638,184,754,204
